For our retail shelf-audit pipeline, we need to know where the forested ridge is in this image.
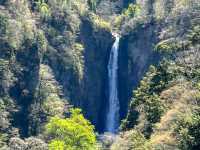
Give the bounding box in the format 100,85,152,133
0,0,199,149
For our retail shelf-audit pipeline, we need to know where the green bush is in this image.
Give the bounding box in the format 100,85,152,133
123,4,141,18
111,130,151,150
36,0,51,20
187,25,200,45
175,111,200,150
90,13,111,31
72,43,84,80
145,94,165,124
121,61,177,132
0,133,8,148
36,30,47,53
49,140,65,150
0,14,8,35
45,108,97,150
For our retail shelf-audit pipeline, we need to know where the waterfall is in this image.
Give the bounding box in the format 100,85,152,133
106,34,120,133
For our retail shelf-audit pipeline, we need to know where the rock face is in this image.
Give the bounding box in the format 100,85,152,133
78,18,114,132
44,16,114,132
118,22,159,120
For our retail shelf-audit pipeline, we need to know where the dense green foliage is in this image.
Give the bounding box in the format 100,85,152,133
36,0,51,19
175,110,200,149
45,108,97,150
0,14,8,35
111,130,151,150
121,61,175,134
123,4,141,18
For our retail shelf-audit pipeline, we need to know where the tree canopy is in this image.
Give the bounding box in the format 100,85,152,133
45,108,97,150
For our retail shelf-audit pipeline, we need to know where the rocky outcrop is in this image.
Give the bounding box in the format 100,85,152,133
118,21,160,120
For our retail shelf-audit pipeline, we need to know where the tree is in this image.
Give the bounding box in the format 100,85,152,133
123,4,141,17
35,0,51,19
45,108,97,150
49,140,65,150
175,111,200,150
88,0,97,12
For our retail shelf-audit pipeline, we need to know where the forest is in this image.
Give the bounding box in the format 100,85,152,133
0,0,199,150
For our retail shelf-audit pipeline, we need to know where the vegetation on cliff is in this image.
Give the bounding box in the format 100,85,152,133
0,0,199,150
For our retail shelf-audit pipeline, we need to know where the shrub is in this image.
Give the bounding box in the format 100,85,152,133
111,130,151,150
90,13,111,31
36,30,47,53
145,94,165,123
72,43,84,80
0,14,8,35
36,0,51,20
175,111,200,150
121,61,177,133
26,137,48,150
187,25,200,45
49,140,65,150
113,15,125,29
45,108,97,150
123,4,141,18
0,133,8,148
8,137,47,150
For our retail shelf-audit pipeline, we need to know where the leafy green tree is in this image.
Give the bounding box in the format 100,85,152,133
45,108,97,150
175,111,200,150
123,4,141,17
49,140,65,150
144,94,165,123
121,62,175,133
35,0,51,19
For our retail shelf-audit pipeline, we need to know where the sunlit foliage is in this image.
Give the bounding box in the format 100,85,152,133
45,108,97,150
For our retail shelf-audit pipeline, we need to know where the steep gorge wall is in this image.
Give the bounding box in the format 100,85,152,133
42,12,114,132
1,0,186,137
118,22,159,120
80,19,113,131
117,0,199,121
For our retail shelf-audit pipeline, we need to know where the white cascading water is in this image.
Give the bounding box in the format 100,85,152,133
106,34,120,133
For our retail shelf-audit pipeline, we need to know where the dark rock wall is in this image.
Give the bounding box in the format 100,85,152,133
44,17,114,132
118,22,160,121
80,19,114,132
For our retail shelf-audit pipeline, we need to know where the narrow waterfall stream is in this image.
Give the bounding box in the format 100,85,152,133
106,34,120,133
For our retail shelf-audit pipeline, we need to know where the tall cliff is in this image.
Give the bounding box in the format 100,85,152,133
0,0,115,138
0,0,200,149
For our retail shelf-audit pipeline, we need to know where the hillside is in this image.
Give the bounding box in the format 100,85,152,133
0,0,200,150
